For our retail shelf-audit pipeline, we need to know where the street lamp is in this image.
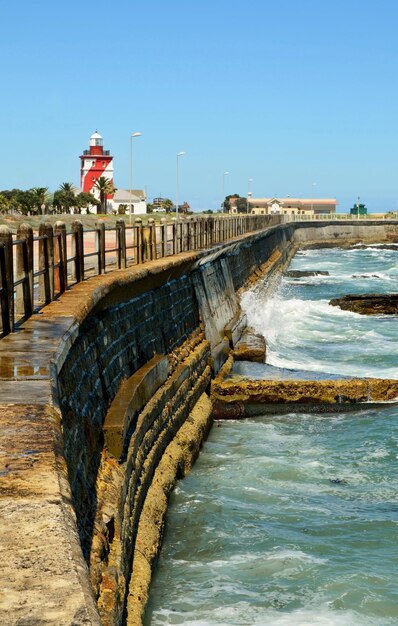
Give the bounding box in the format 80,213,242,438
222,171,229,212
130,132,142,224
247,178,253,214
176,151,186,217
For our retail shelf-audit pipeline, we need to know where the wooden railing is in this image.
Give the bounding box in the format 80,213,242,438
0,214,283,337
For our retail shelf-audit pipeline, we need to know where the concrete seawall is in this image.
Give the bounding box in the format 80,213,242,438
1,220,397,625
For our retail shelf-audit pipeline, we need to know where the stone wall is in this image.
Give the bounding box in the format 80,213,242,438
56,274,200,563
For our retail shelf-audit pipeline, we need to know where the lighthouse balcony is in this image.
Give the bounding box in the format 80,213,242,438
82,149,110,156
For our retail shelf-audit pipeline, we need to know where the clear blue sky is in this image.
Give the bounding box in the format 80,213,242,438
1,0,397,212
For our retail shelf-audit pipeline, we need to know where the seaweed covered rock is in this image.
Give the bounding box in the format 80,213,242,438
286,270,330,278
329,293,398,315
233,327,266,363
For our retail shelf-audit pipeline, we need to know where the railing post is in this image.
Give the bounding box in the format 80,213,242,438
134,218,143,263
39,221,54,304
181,217,187,251
204,218,209,247
54,221,67,294
190,217,196,250
142,221,150,262
0,226,14,334
96,220,106,274
160,218,167,257
147,218,157,260
201,217,206,248
217,217,222,242
209,217,215,245
16,223,33,319
172,218,177,254
197,218,202,249
72,220,84,283
116,219,127,268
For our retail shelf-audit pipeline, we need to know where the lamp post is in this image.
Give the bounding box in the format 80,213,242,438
129,132,142,224
247,178,253,214
176,151,186,217
222,171,229,212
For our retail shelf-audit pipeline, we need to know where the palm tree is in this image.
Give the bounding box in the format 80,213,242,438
94,176,115,214
55,182,76,214
31,187,49,214
59,182,75,194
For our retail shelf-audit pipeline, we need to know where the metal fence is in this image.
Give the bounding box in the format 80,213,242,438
0,214,283,337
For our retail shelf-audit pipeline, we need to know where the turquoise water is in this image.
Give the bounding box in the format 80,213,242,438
241,245,398,378
145,246,398,625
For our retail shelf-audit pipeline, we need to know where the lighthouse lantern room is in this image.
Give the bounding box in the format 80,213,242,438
80,131,114,202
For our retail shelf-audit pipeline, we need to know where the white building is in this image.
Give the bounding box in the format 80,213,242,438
229,196,337,216
110,189,147,215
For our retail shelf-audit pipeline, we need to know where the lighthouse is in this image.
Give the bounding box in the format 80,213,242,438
80,132,114,203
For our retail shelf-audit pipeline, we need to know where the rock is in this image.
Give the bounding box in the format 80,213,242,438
353,244,398,251
233,327,266,363
329,293,398,315
286,270,329,278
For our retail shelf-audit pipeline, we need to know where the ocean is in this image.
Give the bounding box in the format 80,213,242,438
144,245,398,625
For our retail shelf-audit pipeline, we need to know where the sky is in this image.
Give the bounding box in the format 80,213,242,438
1,0,398,212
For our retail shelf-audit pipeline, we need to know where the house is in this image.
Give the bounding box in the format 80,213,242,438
229,197,337,216
110,189,147,215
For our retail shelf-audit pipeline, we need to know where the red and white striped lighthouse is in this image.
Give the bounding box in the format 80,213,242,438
80,132,114,199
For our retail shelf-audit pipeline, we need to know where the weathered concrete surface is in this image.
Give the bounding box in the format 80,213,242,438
0,405,101,625
103,355,170,459
330,293,398,315
292,221,398,246
192,258,240,371
90,337,212,625
211,357,398,414
0,251,209,626
126,392,213,626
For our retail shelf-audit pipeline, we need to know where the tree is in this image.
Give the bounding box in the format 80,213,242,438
0,193,11,214
31,187,49,214
117,204,128,215
53,182,77,213
0,189,21,210
162,199,174,214
223,193,239,213
75,192,99,214
15,190,37,215
236,197,248,213
94,177,115,214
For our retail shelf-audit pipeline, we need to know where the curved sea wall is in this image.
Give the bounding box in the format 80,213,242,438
1,220,398,626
